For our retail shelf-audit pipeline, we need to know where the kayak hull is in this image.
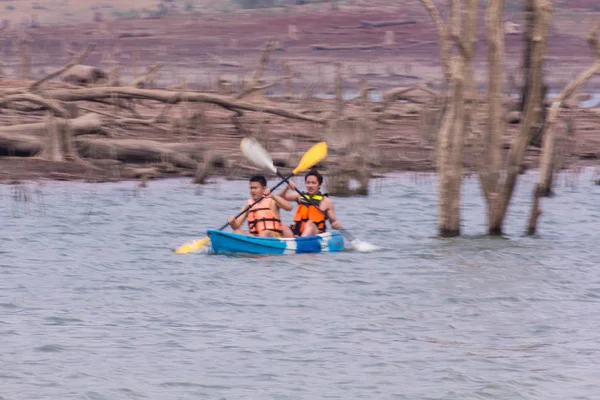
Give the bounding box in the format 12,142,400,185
207,229,345,255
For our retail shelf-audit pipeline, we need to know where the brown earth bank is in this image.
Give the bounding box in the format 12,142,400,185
1,2,599,184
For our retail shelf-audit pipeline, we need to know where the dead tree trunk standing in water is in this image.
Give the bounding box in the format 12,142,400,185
527,20,600,235
422,0,558,236
482,0,551,236
419,0,477,237
521,0,548,148
496,0,550,235
324,62,374,196
479,0,506,235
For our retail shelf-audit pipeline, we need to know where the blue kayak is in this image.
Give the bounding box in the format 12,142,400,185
207,229,345,255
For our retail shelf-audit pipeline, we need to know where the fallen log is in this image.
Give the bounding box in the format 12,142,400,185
39,87,324,124
1,128,210,164
126,166,161,179
118,32,153,38
329,24,362,29
0,93,69,116
74,138,200,169
386,73,422,80
163,142,209,162
311,43,384,51
0,133,41,156
359,19,417,28
62,65,108,86
382,85,438,104
0,114,107,137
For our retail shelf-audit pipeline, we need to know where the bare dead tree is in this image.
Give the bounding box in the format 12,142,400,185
527,19,600,235
477,0,552,236
419,0,478,237
479,0,506,234
491,0,551,235
237,40,275,99
521,0,548,148
418,0,452,85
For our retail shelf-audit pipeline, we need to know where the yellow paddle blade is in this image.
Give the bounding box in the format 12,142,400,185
292,141,327,175
174,237,210,254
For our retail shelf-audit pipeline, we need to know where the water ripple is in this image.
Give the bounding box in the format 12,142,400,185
1,172,599,399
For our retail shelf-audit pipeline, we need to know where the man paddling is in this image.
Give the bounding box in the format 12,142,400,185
278,169,341,237
227,175,292,237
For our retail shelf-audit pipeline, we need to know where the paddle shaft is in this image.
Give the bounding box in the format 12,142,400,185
276,172,356,242
218,172,294,231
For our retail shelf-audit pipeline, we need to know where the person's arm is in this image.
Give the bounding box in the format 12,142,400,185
265,188,292,211
324,198,341,229
227,202,250,229
278,181,300,202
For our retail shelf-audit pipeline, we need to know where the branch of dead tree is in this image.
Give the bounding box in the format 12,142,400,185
130,63,163,88
549,20,600,106
235,76,289,100
418,0,451,80
40,87,324,123
150,90,185,123
451,34,469,59
86,98,141,116
29,44,96,91
533,19,600,209
0,93,69,116
112,117,170,132
586,19,600,53
251,40,275,88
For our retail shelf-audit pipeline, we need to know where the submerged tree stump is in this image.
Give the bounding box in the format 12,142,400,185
325,118,373,196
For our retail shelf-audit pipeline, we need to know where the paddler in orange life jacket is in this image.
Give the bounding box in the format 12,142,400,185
278,169,341,237
227,175,293,237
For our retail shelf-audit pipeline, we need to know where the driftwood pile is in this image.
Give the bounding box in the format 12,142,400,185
0,43,333,183
0,41,444,190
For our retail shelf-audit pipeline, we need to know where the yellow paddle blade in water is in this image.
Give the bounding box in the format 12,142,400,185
293,142,327,175
174,237,210,254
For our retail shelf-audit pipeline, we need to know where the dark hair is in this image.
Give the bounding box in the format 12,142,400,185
305,169,323,185
249,175,267,187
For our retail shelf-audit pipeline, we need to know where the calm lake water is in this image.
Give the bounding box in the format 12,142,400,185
1,169,599,399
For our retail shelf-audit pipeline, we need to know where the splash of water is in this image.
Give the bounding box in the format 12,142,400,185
198,245,212,255
349,238,382,252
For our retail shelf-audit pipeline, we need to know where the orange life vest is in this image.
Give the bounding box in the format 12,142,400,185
247,198,282,235
291,193,327,235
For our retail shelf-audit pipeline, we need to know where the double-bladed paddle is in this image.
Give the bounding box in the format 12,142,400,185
173,139,328,254
240,138,362,248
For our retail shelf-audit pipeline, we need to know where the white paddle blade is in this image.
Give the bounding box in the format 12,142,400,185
240,137,277,174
